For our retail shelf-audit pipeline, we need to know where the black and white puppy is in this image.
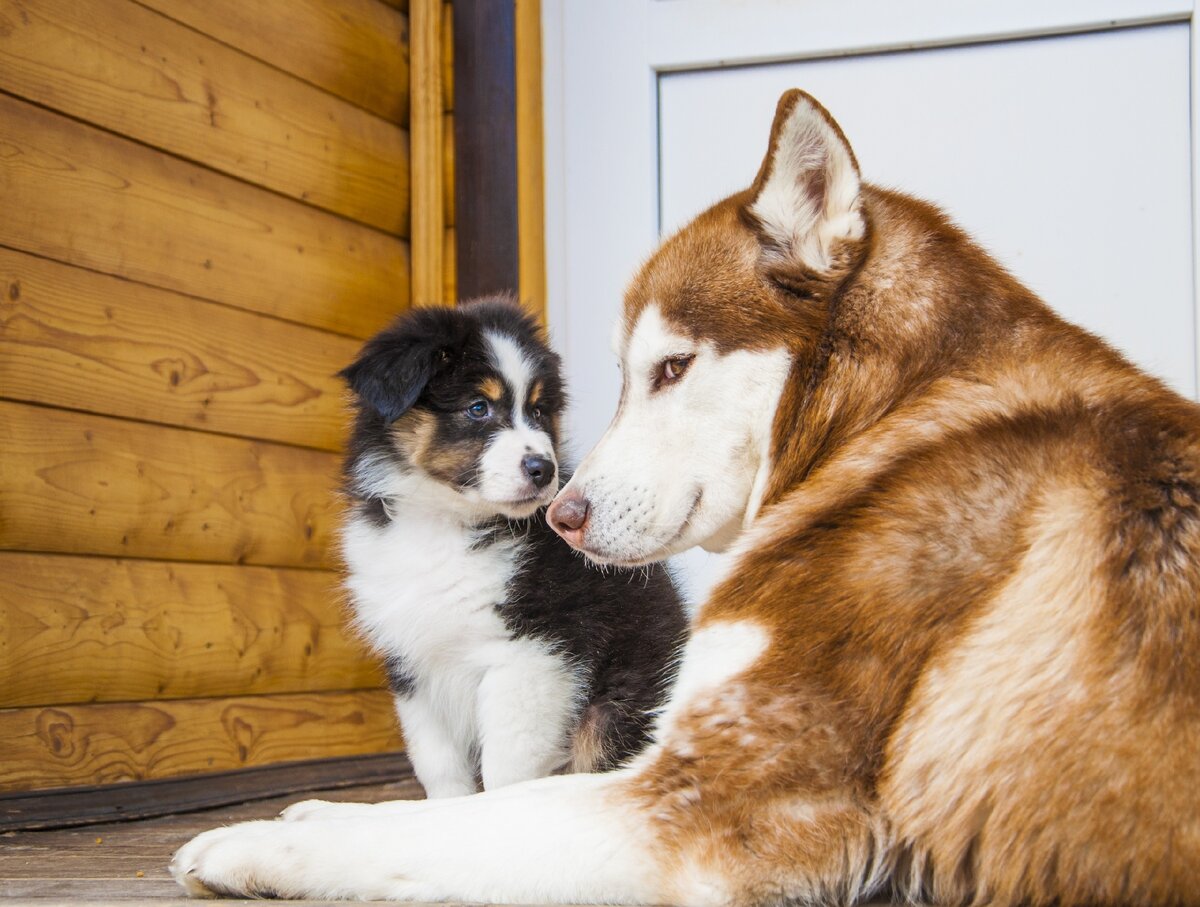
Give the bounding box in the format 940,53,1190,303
337,298,686,797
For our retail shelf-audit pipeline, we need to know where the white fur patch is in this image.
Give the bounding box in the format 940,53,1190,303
477,330,558,509
562,304,791,565
650,620,769,746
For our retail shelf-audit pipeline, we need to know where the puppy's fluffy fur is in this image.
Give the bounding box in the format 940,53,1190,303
336,298,686,796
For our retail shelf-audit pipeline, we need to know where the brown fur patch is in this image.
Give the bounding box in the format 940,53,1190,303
479,377,504,401
565,704,610,774
390,409,437,464
529,380,544,406
392,409,484,487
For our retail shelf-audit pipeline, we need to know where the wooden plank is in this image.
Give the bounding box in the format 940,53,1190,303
0,690,403,792
0,0,409,235
0,553,382,709
0,93,406,338
0,401,339,568
136,0,411,126
444,111,455,227
0,753,415,831
443,0,455,111
516,0,546,321
410,0,447,308
453,0,519,299
444,226,457,304
0,250,358,452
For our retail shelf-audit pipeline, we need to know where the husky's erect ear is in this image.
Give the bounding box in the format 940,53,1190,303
746,89,864,274
338,327,440,422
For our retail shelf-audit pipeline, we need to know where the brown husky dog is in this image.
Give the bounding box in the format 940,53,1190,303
174,90,1200,905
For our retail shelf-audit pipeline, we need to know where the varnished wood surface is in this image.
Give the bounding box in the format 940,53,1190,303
0,0,412,794
445,225,457,304
0,401,339,568
0,778,424,901
0,92,407,338
441,2,456,302
0,249,358,451
0,689,403,792
139,0,412,126
409,0,447,308
0,553,382,709
445,111,456,226
442,1,454,112
516,0,546,321
0,0,409,235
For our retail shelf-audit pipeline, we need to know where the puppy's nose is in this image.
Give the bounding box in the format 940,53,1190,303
548,491,589,546
522,455,555,489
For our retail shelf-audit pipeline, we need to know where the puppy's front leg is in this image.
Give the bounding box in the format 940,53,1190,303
477,646,579,789
172,771,660,903
393,691,477,798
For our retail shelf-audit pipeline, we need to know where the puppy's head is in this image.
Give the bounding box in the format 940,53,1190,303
341,297,564,521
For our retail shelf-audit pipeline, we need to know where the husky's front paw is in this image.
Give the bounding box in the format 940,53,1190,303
170,821,303,898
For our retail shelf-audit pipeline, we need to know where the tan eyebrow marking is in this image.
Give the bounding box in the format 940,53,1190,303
528,380,543,406
479,377,504,400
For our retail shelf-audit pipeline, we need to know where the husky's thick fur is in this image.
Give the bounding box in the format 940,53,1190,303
173,91,1200,905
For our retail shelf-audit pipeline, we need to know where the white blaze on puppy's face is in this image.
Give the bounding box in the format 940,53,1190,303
562,304,791,565
472,330,558,517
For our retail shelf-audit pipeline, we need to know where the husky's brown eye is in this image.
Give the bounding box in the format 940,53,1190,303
657,355,695,388
530,405,543,421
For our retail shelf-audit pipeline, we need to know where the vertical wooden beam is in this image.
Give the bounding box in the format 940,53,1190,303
516,0,547,322
410,0,447,307
454,0,519,301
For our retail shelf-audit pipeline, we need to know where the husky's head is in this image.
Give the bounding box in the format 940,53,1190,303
549,90,867,565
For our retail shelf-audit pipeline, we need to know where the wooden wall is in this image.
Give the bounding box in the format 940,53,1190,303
0,0,447,793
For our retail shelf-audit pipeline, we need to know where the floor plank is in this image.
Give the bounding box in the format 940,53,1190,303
0,779,421,903
0,777,895,904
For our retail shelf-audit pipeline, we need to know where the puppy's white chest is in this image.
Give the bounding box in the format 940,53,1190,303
341,510,518,668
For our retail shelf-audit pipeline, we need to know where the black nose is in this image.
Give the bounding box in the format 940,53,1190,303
522,455,555,489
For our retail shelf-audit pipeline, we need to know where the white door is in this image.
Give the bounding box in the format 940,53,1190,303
542,1,1200,604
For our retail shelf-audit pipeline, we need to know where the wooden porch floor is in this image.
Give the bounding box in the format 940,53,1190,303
0,778,423,904
1,779,897,905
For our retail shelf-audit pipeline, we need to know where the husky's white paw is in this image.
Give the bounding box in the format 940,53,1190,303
170,818,443,900
171,821,293,898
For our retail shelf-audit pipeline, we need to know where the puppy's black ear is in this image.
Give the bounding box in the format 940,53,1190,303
338,334,437,422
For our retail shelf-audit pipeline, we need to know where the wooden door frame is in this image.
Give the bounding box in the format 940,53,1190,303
413,0,545,316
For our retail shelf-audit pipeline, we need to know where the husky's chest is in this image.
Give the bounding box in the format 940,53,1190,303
341,509,523,673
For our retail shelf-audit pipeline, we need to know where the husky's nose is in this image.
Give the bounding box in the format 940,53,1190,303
548,491,589,546
522,455,555,489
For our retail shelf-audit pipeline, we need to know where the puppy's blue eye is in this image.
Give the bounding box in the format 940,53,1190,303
467,400,490,419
